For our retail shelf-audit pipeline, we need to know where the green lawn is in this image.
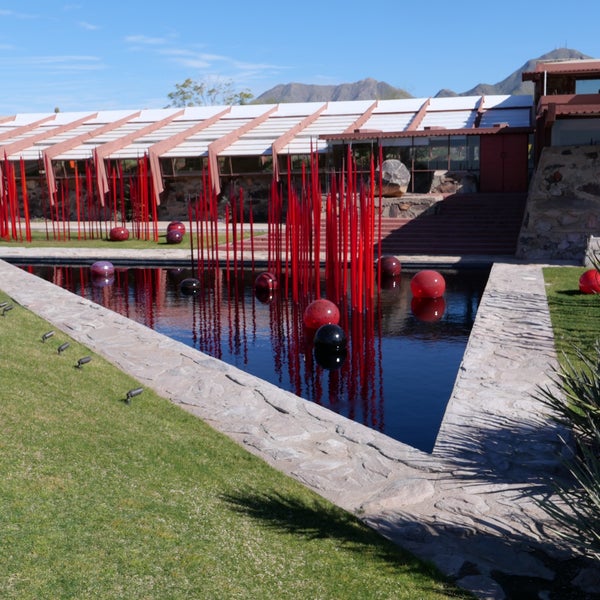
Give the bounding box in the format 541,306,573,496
543,266,600,360
0,229,188,249
0,228,260,250
0,289,469,599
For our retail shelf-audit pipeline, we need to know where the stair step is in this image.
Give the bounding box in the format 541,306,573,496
222,193,527,257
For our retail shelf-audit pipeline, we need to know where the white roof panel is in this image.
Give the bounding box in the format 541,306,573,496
428,96,480,110
281,139,329,154
49,111,96,125
322,100,374,115
133,108,181,122
360,112,414,132
419,109,477,130
375,98,429,112
479,108,532,128
482,95,533,109
84,110,139,124
163,137,214,156
180,105,232,119
273,102,326,116
1,113,54,126
221,139,273,156
224,104,275,118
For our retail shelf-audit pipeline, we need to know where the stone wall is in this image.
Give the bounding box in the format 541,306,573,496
20,170,459,225
378,194,443,218
517,145,600,262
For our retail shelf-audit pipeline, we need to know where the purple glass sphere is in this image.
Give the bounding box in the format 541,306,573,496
166,229,183,244
91,261,115,277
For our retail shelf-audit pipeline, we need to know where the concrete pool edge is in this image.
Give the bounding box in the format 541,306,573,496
1,256,597,598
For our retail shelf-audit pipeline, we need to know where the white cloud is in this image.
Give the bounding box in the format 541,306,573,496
0,9,39,19
125,34,169,46
0,55,104,72
78,21,99,31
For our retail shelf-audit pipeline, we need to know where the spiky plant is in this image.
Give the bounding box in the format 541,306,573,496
534,341,600,559
537,341,600,442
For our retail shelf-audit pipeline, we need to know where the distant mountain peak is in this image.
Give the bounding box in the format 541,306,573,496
254,48,595,104
436,47,592,97
253,78,412,104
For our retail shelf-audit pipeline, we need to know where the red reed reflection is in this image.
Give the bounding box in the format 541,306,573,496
43,264,387,434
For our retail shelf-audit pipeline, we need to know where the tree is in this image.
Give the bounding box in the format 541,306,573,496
166,78,253,107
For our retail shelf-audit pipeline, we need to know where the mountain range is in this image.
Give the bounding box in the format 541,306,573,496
253,48,593,103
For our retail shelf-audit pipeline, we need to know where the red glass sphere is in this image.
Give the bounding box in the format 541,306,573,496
109,226,129,241
255,272,278,292
410,270,446,299
91,261,114,277
579,269,600,294
166,229,183,244
167,221,186,235
411,297,446,322
303,299,340,330
379,255,402,277
255,288,274,304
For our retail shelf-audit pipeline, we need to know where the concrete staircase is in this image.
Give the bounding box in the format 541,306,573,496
223,193,527,258
378,193,527,256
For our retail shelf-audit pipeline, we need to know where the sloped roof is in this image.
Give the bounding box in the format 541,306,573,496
0,95,534,198
0,95,533,163
522,58,600,80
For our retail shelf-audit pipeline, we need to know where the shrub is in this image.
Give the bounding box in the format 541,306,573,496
535,341,600,559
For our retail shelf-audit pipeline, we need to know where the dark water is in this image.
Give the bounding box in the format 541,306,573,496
27,264,488,452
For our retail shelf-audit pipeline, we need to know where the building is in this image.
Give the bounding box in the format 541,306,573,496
0,95,533,221
522,58,600,162
517,58,600,261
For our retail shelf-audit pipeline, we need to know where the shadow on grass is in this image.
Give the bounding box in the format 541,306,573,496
221,482,600,599
220,488,465,595
222,489,408,552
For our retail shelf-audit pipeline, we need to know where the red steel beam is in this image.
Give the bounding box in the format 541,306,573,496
0,113,97,157
93,109,185,202
147,106,231,206
0,115,57,143
0,113,97,200
207,106,278,195
406,98,431,131
43,111,141,203
271,103,328,182
342,100,378,134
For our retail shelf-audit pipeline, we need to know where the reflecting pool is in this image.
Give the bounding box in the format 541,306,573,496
27,264,489,452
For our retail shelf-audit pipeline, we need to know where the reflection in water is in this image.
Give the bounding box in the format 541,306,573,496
26,264,488,452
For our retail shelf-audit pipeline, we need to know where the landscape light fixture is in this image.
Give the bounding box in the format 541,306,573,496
0,301,8,308
76,356,92,368
2,304,14,316
124,387,144,404
57,342,70,354
41,330,55,342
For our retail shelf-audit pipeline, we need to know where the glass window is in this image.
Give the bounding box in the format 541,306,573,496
576,79,600,94
450,136,479,170
428,137,449,170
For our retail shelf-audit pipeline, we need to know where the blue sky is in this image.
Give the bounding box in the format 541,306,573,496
0,0,598,114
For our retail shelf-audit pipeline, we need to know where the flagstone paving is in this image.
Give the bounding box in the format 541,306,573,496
1,249,599,599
